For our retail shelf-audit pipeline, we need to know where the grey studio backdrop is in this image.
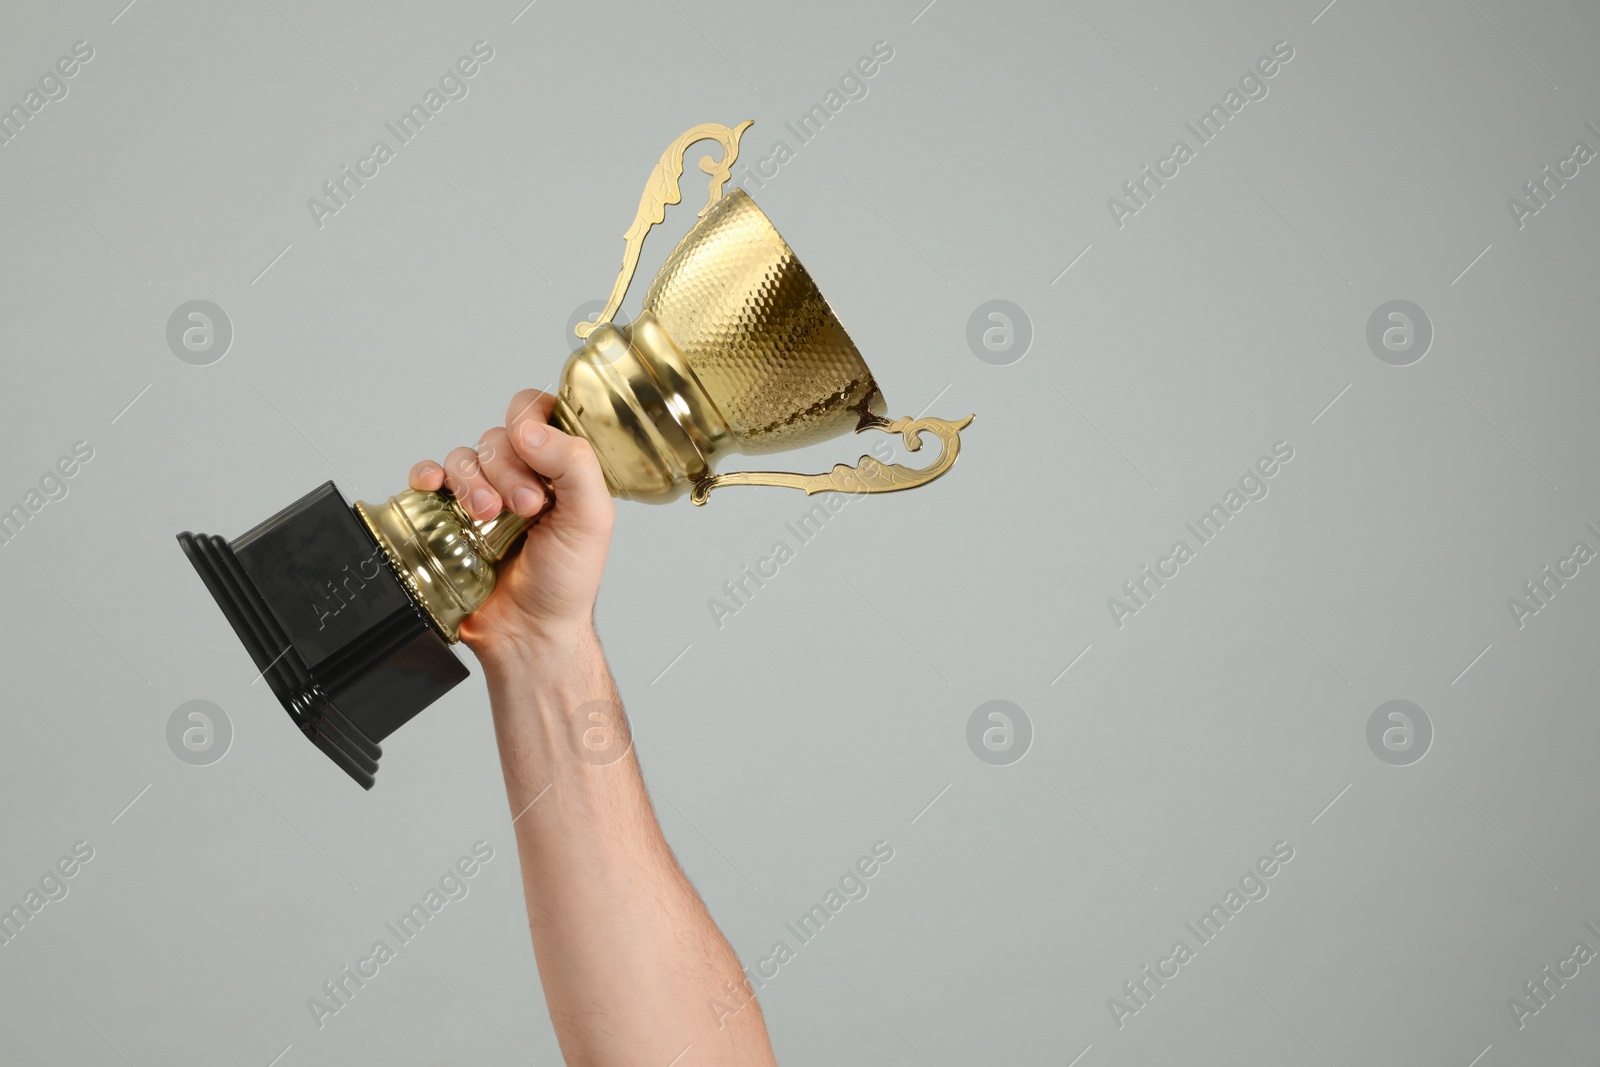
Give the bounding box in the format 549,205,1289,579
1,0,1598,1063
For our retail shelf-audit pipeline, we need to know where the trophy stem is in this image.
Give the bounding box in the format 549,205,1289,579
462,506,531,564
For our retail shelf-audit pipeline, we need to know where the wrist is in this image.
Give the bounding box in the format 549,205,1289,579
473,621,632,803
469,617,602,681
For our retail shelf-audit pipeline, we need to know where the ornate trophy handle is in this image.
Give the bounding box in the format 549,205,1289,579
689,412,975,506
575,119,755,340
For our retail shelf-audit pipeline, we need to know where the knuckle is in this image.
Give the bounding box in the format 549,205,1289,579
567,434,599,468
506,389,548,425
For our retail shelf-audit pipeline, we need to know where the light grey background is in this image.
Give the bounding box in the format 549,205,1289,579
1,0,1597,1063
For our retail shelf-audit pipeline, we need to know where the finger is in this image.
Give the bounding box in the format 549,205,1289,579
505,388,558,433
476,426,549,518
442,445,502,522
409,460,445,492
511,417,612,530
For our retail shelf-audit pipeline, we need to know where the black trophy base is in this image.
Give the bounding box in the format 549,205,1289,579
178,482,469,789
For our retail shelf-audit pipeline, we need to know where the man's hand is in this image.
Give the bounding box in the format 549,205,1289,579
407,388,614,659
407,391,777,1067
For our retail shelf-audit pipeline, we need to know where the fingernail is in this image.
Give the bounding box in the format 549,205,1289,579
511,487,541,515
520,422,548,450
468,489,498,518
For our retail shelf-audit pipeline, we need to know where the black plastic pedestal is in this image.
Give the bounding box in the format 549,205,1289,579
178,482,469,789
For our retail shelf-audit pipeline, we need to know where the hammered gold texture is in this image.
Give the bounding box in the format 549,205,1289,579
641,188,887,454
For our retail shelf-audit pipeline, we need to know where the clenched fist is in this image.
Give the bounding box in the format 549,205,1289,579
408,389,614,663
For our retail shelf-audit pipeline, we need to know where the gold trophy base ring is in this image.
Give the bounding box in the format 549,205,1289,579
355,490,531,642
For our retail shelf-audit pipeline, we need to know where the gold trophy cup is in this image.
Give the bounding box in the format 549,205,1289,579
179,120,972,787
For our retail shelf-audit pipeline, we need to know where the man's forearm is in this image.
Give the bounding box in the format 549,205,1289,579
481,630,776,1066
